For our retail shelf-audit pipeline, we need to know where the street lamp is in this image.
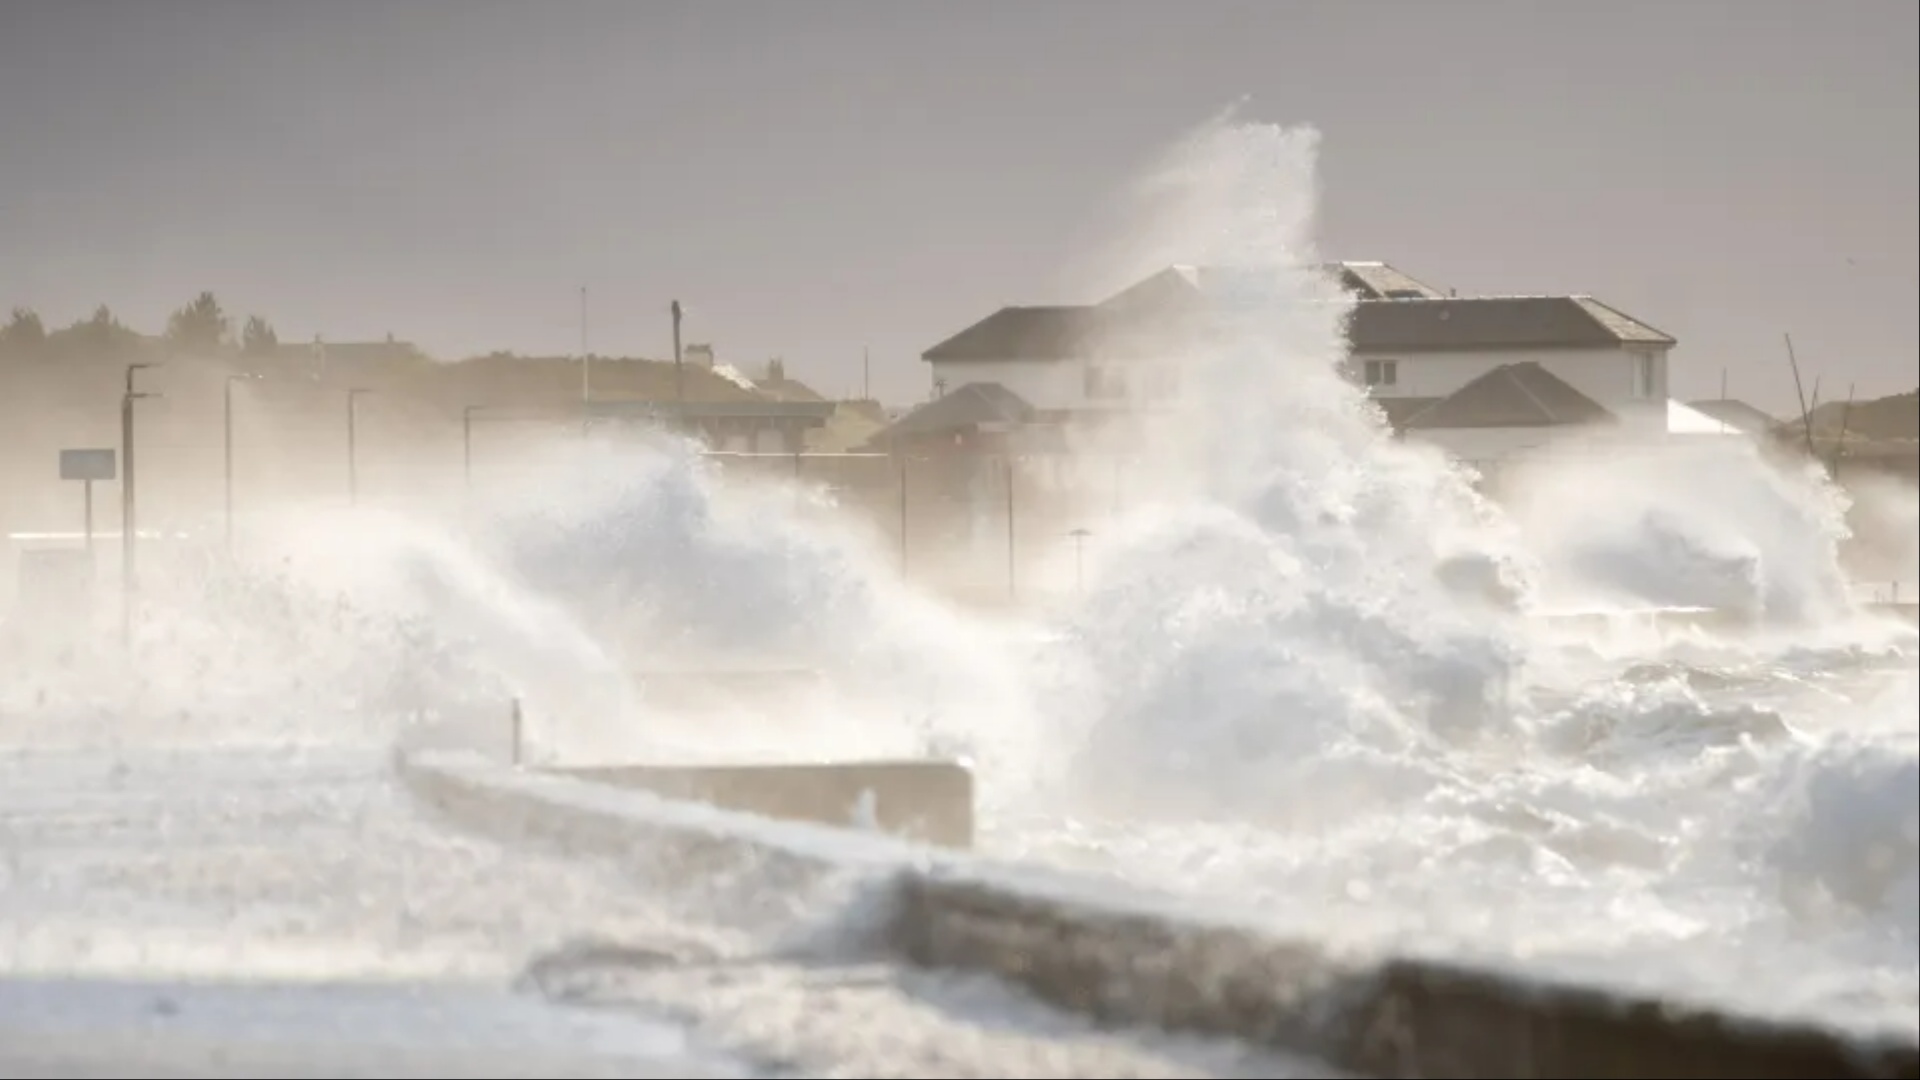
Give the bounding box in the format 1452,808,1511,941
223,373,261,553
671,300,684,409
462,404,489,493
120,361,161,646
347,388,372,506
1068,527,1091,593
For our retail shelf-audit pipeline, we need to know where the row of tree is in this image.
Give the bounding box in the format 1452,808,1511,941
0,292,283,361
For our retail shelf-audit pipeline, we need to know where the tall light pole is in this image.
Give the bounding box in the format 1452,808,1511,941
223,373,260,553
671,300,684,411
579,286,590,406
120,361,160,646
1068,527,1091,593
347,388,371,506
462,404,487,494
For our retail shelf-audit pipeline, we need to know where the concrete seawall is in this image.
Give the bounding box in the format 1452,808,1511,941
554,760,973,849
401,752,1920,1079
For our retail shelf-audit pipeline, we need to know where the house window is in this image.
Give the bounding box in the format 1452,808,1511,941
1085,363,1129,401
1363,359,1399,388
1631,351,1656,400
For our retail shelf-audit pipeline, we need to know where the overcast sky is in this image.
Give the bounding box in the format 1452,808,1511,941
2,0,1913,410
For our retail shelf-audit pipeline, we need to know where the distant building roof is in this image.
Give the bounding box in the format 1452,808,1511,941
754,375,829,403
1402,362,1616,430
1325,261,1448,300
922,306,1106,363
923,265,1674,362
865,382,1034,446
1683,398,1777,436
1347,296,1674,353
1370,395,1444,432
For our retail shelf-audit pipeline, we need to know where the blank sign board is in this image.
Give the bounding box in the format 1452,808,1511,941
59,448,117,481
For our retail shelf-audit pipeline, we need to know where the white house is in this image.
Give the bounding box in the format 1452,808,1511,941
910,261,1689,469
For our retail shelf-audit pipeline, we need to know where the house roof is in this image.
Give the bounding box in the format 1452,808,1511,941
754,375,829,403
1348,296,1674,352
1684,398,1778,435
1370,395,1444,432
1402,362,1616,430
866,382,1034,445
923,266,1674,362
1095,261,1445,314
1326,261,1447,300
922,306,1107,363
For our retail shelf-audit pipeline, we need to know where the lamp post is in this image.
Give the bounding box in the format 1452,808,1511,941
1068,527,1091,593
120,361,160,646
347,388,371,506
223,373,260,553
671,300,684,411
462,404,487,493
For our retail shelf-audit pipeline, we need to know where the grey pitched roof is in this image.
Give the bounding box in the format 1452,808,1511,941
1096,261,1445,313
922,306,1107,362
924,267,1674,362
1402,362,1616,430
1348,296,1674,353
1684,398,1779,435
1370,395,1444,431
867,382,1034,444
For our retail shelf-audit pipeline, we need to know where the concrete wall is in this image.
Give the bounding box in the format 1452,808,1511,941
402,752,1920,1080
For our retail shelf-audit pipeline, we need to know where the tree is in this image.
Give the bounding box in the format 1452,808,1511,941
240,314,279,356
45,304,144,360
165,290,231,354
0,307,46,357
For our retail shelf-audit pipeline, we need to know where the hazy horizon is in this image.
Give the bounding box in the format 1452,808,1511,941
3,0,1914,410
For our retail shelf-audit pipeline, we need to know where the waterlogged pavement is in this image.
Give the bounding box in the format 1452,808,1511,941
0,744,1344,1078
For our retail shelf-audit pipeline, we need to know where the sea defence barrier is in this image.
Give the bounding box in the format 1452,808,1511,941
553,760,973,848
398,750,1920,1080
463,680,975,849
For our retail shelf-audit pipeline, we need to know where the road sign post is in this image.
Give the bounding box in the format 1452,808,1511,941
59,448,118,559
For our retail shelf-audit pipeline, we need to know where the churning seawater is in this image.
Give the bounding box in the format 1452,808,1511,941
1,115,1913,1038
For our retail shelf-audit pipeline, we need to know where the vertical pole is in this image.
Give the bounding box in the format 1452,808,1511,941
347,391,361,507
1005,456,1016,601
463,407,474,494
671,300,685,415
223,377,235,553
509,697,523,766
83,480,95,558
120,392,134,646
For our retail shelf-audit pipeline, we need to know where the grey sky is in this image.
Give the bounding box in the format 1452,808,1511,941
2,0,1913,410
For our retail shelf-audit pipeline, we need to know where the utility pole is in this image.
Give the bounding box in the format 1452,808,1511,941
1005,457,1017,601
671,300,685,411
120,362,159,647
463,405,481,493
347,388,372,506
223,373,259,554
